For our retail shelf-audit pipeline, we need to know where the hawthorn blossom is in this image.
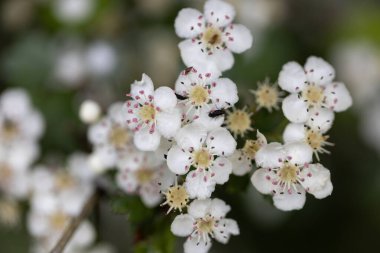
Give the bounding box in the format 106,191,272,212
116,149,175,207
175,0,253,72
251,141,333,211
126,74,181,151
175,67,238,124
167,124,236,199
278,56,352,125
225,106,253,138
250,78,282,112
229,130,267,176
171,198,239,253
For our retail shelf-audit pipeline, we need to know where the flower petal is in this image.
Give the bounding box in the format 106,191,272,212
304,56,335,86
175,124,208,151
209,78,239,109
206,127,236,156
188,198,212,218
278,61,307,93
211,157,232,184
223,24,253,53
324,82,352,112
209,198,231,218
184,236,212,253
192,106,224,131
116,170,138,193
283,141,313,165
204,0,235,27
283,123,306,143
166,144,192,175
208,48,234,72
255,142,285,169
214,218,239,244
282,94,309,123
154,86,178,111
140,187,161,207
307,107,335,133
229,150,252,176
156,109,181,139
171,214,195,237
300,163,333,199
175,8,205,38
272,187,306,211
251,168,275,194
133,127,161,151
185,171,216,199
130,73,154,103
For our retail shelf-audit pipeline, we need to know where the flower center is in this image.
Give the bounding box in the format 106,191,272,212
226,108,253,138
242,139,261,160
194,215,216,242
0,200,20,227
108,126,130,149
55,173,75,190
1,119,19,141
189,85,209,106
50,212,68,230
0,163,13,185
135,169,154,184
203,27,222,46
252,82,281,112
193,149,212,169
302,85,325,106
305,129,332,159
278,163,299,185
162,184,189,213
139,104,156,122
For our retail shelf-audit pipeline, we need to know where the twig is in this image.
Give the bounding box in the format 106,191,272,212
50,192,98,253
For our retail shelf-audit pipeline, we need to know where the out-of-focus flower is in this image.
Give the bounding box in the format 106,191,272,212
361,100,380,154
251,142,333,211
175,0,253,72
54,48,87,87
1,0,35,31
0,198,21,227
171,198,239,253
85,42,117,77
80,100,101,124
52,0,95,24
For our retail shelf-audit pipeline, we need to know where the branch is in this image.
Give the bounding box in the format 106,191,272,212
50,192,98,253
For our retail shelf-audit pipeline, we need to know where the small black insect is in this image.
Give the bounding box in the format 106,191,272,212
209,109,226,118
175,93,187,100
183,66,194,75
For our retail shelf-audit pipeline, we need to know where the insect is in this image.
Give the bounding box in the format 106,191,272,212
175,93,187,100
209,109,226,118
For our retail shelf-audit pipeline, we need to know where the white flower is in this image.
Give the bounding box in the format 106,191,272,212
229,130,267,176
79,100,101,124
175,0,253,72
251,142,333,211
171,198,239,253
53,0,95,24
54,48,87,87
116,150,175,207
126,74,181,151
175,67,238,121
85,41,117,76
278,56,352,125
0,198,20,227
88,102,133,169
283,123,333,160
167,124,236,199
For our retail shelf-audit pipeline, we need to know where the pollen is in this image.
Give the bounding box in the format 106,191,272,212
203,27,222,46
242,139,261,160
251,79,281,112
135,169,154,184
49,211,68,230
161,183,189,214
306,129,333,160
278,163,299,186
55,172,75,190
109,125,130,149
189,85,209,106
139,104,156,122
302,84,325,107
1,119,19,141
225,107,253,138
193,149,213,169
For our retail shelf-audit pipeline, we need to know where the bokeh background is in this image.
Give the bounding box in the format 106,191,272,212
1,0,380,252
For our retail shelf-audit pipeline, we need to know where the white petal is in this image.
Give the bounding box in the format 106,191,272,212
0,88,31,119
108,102,127,125
273,188,306,211
209,198,231,218
71,221,95,248
283,141,313,165
214,218,239,244
211,157,232,184
206,127,236,156
208,48,234,72
278,61,307,93
133,127,161,151
283,123,306,143
251,168,275,194
307,107,335,133
204,0,235,27
282,94,309,123
130,73,154,102
22,110,44,140
256,130,267,146
304,56,335,86
255,142,285,169
188,199,212,218
171,214,194,237
186,171,216,199
193,106,224,131
88,119,111,146
175,124,208,151
167,145,192,175
229,150,252,176
300,163,333,199
140,187,161,207
209,78,238,109
175,8,205,38
156,109,181,139
154,87,177,111
223,24,253,53
116,170,138,193
184,237,212,253
324,82,352,112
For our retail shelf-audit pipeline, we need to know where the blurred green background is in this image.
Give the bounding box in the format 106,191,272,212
1,0,380,252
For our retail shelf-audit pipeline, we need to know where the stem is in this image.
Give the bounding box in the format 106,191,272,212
49,192,98,253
